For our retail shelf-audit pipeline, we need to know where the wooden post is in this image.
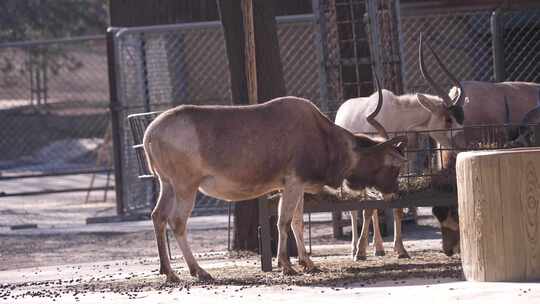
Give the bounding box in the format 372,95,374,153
242,0,258,105
219,0,259,252
220,0,288,253
457,149,540,282
331,211,343,238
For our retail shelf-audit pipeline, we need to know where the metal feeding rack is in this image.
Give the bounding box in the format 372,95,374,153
127,111,164,179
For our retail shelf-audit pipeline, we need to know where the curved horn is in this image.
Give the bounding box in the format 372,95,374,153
419,33,452,106
422,34,465,107
367,71,389,139
419,33,465,107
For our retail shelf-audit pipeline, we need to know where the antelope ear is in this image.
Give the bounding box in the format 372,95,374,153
417,93,444,115
395,141,406,154
356,135,404,154
390,136,408,161
381,135,408,148
388,149,408,162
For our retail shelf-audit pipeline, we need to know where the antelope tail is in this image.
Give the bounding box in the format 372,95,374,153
142,133,156,177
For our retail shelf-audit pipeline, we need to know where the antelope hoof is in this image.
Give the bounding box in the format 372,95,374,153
282,266,299,276
196,269,214,282
166,272,182,283
375,250,386,257
397,252,411,259
354,254,367,261
305,265,321,274
299,259,317,273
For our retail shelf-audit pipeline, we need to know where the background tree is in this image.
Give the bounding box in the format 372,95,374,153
0,0,108,43
0,0,108,97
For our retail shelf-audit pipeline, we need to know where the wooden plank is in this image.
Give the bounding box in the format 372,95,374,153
456,151,473,279
499,153,526,280
520,153,540,280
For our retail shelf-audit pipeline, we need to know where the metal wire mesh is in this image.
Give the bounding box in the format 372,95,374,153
386,123,539,197
400,11,494,94
366,0,404,94
278,17,321,107
318,1,539,102
0,37,111,177
502,9,540,82
321,0,345,114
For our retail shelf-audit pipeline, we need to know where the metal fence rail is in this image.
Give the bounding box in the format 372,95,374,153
0,36,112,186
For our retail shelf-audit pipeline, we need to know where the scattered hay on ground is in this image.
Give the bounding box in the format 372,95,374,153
1,249,463,301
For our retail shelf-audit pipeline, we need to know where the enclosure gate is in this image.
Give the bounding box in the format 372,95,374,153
0,36,113,197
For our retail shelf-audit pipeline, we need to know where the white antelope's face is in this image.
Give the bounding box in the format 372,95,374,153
416,93,465,147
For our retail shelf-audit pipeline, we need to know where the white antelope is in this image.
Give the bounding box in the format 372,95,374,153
336,33,539,260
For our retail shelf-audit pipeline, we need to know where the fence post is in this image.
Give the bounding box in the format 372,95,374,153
491,8,505,82
106,27,125,216
312,0,330,113
258,197,273,272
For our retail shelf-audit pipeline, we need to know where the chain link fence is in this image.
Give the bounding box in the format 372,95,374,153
112,15,323,215
502,10,540,82
0,36,112,184
400,10,494,94
318,1,539,98
399,7,540,94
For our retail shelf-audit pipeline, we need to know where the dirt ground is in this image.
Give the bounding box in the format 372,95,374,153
0,185,468,302
0,222,392,271
0,219,465,302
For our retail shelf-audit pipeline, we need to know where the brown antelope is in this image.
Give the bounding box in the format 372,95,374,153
142,95,407,281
